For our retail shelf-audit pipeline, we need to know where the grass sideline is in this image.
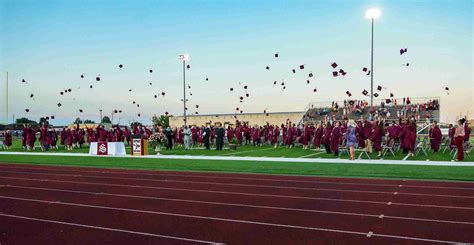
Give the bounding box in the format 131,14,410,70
0,154,474,181
1,137,473,162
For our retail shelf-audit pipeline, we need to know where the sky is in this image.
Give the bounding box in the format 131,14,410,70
0,0,472,125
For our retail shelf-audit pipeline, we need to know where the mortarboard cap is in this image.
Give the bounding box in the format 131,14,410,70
390,93,394,97
57,103,62,107
149,69,153,73
332,71,338,77
292,69,296,74
362,90,369,96
119,64,123,68
309,72,313,78
79,109,83,113
377,86,382,91
374,93,379,97
186,64,191,69
362,67,368,72
274,53,278,58
299,65,304,70
25,109,29,112
96,76,100,81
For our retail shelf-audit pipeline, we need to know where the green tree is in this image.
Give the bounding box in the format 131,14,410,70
152,114,170,128
73,117,83,124
84,119,95,124
16,117,37,124
101,116,112,124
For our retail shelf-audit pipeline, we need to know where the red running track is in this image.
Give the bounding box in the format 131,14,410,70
0,163,473,244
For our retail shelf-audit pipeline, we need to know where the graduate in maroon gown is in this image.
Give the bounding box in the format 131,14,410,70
227,126,234,143
286,124,296,148
355,121,365,148
251,126,260,146
65,128,73,150
398,118,409,153
454,119,466,161
363,120,372,152
405,119,417,156
464,122,471,143
272,125,280,148
322,122,333,154
330,121,341,157
448,124,456,149
4,130,12,149
21,124,28,149
123,127,131,145
368,121,384,156
313,123,323,149
429,121,442,152
282,124,287,146
26,127,37,150
51,129,58,149
302,124,312,150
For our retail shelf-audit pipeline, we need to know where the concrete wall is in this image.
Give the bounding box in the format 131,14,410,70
169,112,304,128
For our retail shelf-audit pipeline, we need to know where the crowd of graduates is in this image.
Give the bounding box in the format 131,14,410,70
1,115,470,161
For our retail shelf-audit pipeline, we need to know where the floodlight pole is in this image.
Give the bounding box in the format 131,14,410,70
370,18,374,107
5,72,8,124
183,59,187,126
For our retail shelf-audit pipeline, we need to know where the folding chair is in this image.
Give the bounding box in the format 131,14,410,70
414,138,428,156
452,142,472,160
356,148,371,159
382,138,396,157
339,138,348,156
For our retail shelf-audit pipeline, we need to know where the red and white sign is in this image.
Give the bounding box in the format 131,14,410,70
97,142,108,155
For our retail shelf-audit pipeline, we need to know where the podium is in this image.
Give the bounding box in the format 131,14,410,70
131,135,148,156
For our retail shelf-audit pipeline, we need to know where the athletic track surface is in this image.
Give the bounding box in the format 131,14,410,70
0,163,473,244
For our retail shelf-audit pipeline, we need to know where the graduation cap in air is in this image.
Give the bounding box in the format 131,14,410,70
22,79,27,83
133,101,136,104
273,81,277,85
313,88,317,92
230,88,234,92
266,113,269,116
161,92,166,96
299,65,305,70
349,100,355,105
346,91,352,97
129,89,132,92
240,110,243,114
190,93,193,96
274,52,279,58
445,87,449,91
374,93,379,97
244,85,248,89
165,111,169,115
331,62,338,69
366,70,371,76
236,107,239,111
149,69,153,73
188,85,191,89
68,89,72,92
119,64,123,68
266,66,270,70
57,103,62,107
186,64,191,69
195,105,199,108
339,69,347,76
149,82,153,85
385,99,392,104
362,67,368,72
377,85,382,91
185,107,188,110
195,112,199,115
206,77,209,81
154,95,158,98
306,80,310,84
390,93,394,97
89,85,93,88
96,76,100,81
283,86,286,90
400,48,408,55
60,92,64,95
246,93,249,97
114,110,118,113
239,96,244,100
45,116,49,120
362,90,369,96
308,72,313,78
137,104,140,107
80,75,84,79
405,63,410,66
292,69,296,74
137,113,141,117
263,109,267,114
332,71,339,77
281,82,285,86
29,94,34,98
119,110,122,113
25,109,30,112
51,116,55,119
79,109,83,113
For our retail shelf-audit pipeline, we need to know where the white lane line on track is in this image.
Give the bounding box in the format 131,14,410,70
1,176,473,210
0,213,218,244
3,184,474,225
1,170,472,199
0,195,464,244
2,164,474,191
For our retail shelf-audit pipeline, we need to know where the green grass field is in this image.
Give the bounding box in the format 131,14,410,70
1,137,473,181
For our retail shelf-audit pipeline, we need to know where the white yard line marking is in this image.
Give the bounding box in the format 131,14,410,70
1,151,474,166
220,148,275,156
2,165,473,190
0,213,218,244
299,152,325,158
0,176,473,210
0,195,464,244
3,184,474,225
1,170,472,199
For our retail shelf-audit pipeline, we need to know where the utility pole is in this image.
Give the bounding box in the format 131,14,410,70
5,72,9,124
